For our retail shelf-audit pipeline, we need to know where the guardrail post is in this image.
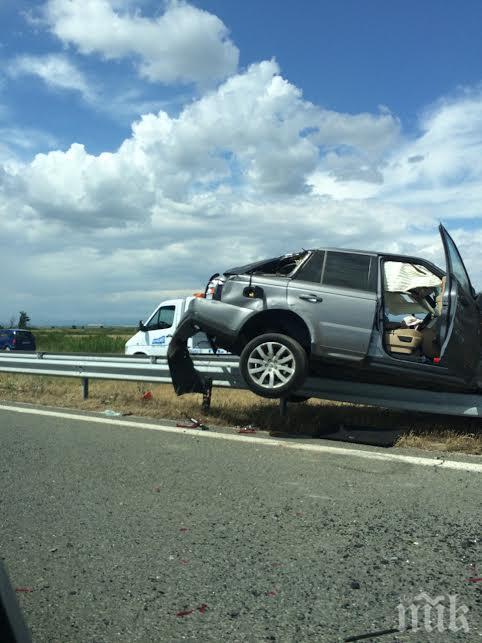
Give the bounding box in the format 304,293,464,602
202,378,213,413
279,397,288,418
82,377,89,400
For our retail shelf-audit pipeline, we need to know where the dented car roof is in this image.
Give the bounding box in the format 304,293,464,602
224,247,445,278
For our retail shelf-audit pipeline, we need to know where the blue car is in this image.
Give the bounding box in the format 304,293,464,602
0,329,36,351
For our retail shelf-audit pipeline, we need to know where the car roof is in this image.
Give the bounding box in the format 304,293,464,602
318,247,412,259
316,247,444,269
318,247,378,255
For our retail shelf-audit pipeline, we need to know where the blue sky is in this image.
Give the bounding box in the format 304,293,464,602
201,1,482,119
1,0,482,324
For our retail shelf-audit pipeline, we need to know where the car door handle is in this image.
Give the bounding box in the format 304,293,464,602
299,294,323,303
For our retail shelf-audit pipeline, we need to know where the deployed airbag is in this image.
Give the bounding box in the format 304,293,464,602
384,292,430,316
384,262,441,292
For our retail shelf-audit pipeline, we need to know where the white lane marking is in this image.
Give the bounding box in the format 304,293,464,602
1,404,481,473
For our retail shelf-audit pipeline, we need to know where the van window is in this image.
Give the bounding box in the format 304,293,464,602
146,305,175,330
17,331,33,339
322,252,375,292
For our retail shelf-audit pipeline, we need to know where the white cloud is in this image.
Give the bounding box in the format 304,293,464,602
5,60,400,223
379,90,482,216
6,51,190,123
8,53,94,101
0,126,59,169
2,61,482,323
44,0,239,86
0,127,57,152
309,88,482,228
98,87,191,122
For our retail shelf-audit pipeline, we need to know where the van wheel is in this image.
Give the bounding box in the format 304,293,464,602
240,333,308,399
134,352,146,356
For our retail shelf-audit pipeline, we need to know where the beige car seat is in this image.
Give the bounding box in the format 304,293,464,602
384,274,445,357
435,276,446,315
385,328,423,354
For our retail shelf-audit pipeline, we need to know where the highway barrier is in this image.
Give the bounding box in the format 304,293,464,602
0,352,481,418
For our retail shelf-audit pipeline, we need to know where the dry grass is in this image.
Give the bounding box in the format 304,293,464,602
0,374,480,455
396,431,481,454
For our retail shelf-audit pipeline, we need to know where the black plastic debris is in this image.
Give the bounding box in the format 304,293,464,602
176,418,209,431
168,317,207,395
344,624,412,641
318,424,406,448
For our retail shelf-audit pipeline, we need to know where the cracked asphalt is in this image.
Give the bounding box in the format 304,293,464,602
0,406,481,642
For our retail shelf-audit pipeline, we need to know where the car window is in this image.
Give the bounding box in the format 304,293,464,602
292,251,325,283
322,252,375,291
147,305,175,330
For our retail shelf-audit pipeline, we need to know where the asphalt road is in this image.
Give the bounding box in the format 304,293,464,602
0,405,481,642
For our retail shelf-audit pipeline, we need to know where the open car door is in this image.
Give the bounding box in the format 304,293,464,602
438,224,480,380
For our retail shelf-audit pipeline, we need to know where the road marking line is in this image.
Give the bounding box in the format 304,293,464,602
1,404,481,473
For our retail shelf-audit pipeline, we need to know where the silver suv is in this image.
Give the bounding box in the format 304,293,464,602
168,225,481,399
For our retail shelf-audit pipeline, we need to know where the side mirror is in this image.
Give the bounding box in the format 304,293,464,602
138,320,146,332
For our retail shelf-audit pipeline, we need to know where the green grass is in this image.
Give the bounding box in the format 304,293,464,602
33,328,135,354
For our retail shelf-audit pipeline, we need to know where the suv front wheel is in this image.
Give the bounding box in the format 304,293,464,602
239,333,308,398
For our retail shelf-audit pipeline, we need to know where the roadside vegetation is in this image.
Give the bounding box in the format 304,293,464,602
32,326,135,353
0,374,480,455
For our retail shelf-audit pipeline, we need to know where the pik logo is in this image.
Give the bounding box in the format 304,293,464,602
397,592,470,633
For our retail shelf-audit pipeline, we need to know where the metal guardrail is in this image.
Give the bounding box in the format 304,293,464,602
1,351,482,418
0,352,244,402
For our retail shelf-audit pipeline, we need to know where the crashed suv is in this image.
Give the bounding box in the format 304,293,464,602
168,225,481,399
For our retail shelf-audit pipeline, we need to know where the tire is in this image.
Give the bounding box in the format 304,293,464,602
239,333,308,399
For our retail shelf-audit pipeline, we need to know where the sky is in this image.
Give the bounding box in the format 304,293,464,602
1,0,482,325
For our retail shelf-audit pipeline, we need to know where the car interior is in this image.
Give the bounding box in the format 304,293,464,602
382,260,444,362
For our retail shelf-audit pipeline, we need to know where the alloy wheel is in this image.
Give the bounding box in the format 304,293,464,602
247,341,296,389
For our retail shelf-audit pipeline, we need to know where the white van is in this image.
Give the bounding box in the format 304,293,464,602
125,296,223,356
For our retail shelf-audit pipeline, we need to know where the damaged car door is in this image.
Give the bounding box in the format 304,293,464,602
438,224,480,381
287,250,378,361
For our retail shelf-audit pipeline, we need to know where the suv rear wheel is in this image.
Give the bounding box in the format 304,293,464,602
240,333,308,398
